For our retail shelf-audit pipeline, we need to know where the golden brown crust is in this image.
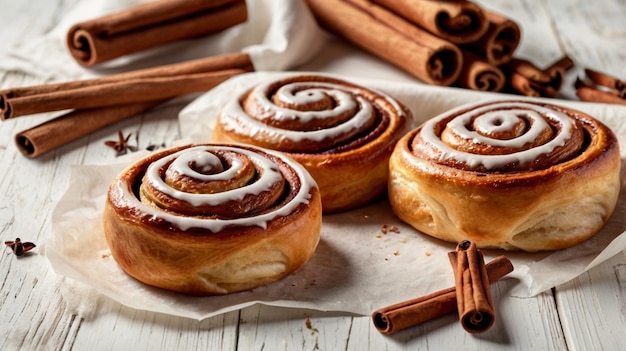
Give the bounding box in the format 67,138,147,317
212,74,411,213
389,100,621,251
103,143,322,295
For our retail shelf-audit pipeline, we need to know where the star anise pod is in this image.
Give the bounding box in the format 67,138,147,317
105,130,137,155
5,238,36,256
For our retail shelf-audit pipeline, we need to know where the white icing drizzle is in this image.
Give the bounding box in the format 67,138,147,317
168,149,240,181
222,96,372,143
147,147,282,206
421,102,575,170
221,80,376,143
114,145,316,232
267,82,358,123
448,109,551,148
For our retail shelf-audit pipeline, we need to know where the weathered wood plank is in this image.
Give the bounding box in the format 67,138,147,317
556,251,626,351
238,305,353,351
343,279,566,351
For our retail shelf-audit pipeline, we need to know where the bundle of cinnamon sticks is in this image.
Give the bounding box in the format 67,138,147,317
372,241,514,335
305,0,572,96
2,0,252,158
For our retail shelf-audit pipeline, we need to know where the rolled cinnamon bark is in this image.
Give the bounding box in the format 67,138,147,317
306,0,463,86
449,241,495,333
9,53,255,157
463,10,521,66
582,68,626,98
503,56,574,97
67,0,247,66
585,68,626,95
15,101,162,158
372,0,489,44
1,52,254,120
456,50,505,91
576,86,626,105
4,70,243,119
371,255,513,335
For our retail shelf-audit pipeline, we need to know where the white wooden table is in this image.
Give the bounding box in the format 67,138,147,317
1,0,625,350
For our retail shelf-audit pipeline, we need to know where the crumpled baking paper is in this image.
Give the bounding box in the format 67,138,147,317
46,71,626,320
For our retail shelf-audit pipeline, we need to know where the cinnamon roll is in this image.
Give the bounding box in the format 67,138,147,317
103,143,322,295
212,74,411,213
389,100,620,251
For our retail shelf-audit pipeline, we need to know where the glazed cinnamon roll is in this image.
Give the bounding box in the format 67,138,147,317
103,143,322,295
212,74,411,213
389,100,620,251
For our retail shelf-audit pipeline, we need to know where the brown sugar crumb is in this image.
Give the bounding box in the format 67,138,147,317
381,224,400,234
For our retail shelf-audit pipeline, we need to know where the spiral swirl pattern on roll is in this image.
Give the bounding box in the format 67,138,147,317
213,74,410,213
412,101,586,172
104,143,322,294
389,100,620,251
217,74,408,154
110,144,315,232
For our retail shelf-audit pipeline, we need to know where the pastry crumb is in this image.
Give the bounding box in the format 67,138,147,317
393,250,399,256
381,224,400,234
425,250,431,256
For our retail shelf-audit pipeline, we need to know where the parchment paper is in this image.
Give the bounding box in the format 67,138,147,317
45,71,626,321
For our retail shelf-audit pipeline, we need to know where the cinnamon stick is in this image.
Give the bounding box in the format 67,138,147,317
4,70,241,120
456,50,505,91
306,0,463,86
67,0,247,66
463,10,521,66
503,56,574,97
372,255,513,335
372,0,489,44
9,53,254,158
0,52,254,120
575,68,626,104
576,86,626,106
449,241,495,333
15,101,162,158
584,68,626,95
